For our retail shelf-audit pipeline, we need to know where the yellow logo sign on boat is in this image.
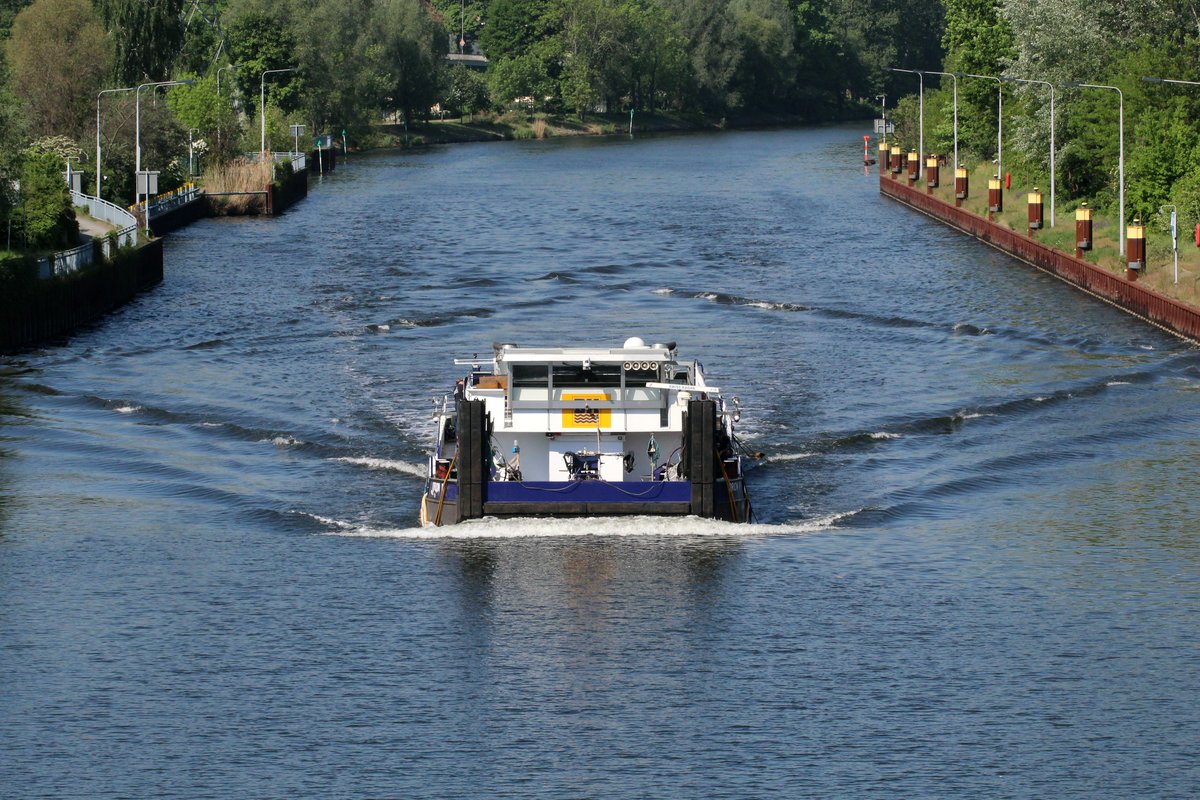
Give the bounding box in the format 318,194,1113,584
561,392,611,428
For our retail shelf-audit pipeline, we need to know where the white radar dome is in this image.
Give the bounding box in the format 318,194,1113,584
623,336,646,349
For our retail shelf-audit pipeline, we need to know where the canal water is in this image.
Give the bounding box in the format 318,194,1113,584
2,127,1197,797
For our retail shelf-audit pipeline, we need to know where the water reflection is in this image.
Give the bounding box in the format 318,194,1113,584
443,534,742,621
0,370,26,535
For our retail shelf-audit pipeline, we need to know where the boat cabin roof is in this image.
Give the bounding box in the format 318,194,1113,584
457,341,680,367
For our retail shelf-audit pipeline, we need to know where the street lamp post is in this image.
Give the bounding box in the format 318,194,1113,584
261,68,299,158
136,79,194,211
888,68,924,162
217,63,240,96
189,128,199,176
876,93,887,144
920,70,958,172
1066,82,1124,255
958,73,1003,183
97,85,135,201
1144,75,1200,276
1002,76,1056,227
1161,204,1179,285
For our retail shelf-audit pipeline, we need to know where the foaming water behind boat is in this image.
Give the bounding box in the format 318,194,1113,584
315,513,856,539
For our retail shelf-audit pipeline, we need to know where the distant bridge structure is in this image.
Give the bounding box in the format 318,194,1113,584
446,53,488,70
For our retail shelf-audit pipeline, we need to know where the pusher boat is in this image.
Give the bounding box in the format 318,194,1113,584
420,338,758,526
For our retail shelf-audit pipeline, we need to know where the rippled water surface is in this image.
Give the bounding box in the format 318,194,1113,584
2,127,1198,797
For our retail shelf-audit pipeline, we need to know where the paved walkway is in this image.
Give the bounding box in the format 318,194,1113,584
76,212,116,243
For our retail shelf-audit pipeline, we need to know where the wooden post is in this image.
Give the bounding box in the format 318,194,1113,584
925,155,939,194
1076,204,1093,259
955,167,968,208
1127,218,1145,281
988,178,1003,220
1027,187,1043,233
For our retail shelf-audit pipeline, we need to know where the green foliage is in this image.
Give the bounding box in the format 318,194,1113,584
166,75,242,164
442,65,491,117
371,0,447,124
0,0,31,37
17,146,78,249
6,0,111,139
225,1,303,113
940,0,1012,164
429,0,488,51
0,53,25,228
95,0,184,84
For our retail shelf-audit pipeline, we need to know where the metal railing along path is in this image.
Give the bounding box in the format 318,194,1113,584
35,191,142,278
144,183,202,219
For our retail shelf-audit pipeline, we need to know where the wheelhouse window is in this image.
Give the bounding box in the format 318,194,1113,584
552,363,621,387
511,364,550,387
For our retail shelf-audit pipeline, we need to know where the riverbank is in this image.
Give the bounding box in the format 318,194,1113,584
374,109,855,147
0,238,163,351
880,171,1200,343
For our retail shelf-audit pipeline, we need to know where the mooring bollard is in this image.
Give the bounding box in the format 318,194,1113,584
890,145,901,178
988,178,1003,219
955,168,968,207
1076,204,1093,259
879,142,889,176
1028,188,1043,233
907,151,919,184
926,156,939,194
1127,218,1145,281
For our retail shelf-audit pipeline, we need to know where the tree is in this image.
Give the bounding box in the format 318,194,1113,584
729,0,797,111
790,0,848,114
370,0,447,124
6,0,111,140
487,51,554,109
18,142,79,249
166,75,243,165
95,0,185,84
0,54,26,238
429,0,488,52
225,0,303,112
443,64,491,118
0,0,30,37
665,0,742,113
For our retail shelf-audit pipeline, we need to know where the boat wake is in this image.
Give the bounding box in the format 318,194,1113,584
332,456,426,478
305,512,856,540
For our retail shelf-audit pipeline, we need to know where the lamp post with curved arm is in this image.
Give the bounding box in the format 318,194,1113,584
919,70,958,172
1144,75,1200,272
136,79,194,212
96,86,134,201
1002,76,1056,227
261,68,298,158
957,72,1002,183
1065,81,1124,255
217,63,240,96
888,68,924,163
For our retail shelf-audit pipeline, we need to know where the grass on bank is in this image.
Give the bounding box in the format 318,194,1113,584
900,161,1200,308
201,158,272,213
